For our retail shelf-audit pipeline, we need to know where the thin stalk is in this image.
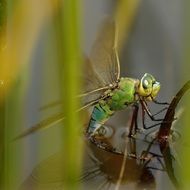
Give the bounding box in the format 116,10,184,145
0,0,7,188
114,0,141,52
55,0,83,189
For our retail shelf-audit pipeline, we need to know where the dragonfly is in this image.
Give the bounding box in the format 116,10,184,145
15,19,166,140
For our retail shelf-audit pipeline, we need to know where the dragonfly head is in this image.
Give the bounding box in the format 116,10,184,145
137,73,160,101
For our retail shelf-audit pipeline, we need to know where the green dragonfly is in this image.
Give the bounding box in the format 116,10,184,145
16,19,165,139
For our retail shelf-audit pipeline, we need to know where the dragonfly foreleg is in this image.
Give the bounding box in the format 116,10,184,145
142,120,176,130
128,103,139,137
140,100,176,130
152,98,170,105
140,100,164,122
141,102,159,130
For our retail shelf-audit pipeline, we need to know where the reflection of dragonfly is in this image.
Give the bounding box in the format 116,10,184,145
81,139,160,190
20,129,180,190
16,19,166,139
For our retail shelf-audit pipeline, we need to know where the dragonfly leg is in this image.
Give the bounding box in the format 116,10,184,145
152,97,170,105
152,106,168,117
141,104,149,130
143,119,175,129
128,103,139,137
142,120,175,130
141,100,164,122
140,151,165,171
147,158,165,171
144,166,165,172
140,100,177,130
128,137,137,156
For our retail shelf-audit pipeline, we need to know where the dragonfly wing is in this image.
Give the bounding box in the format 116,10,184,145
14,96,104,139
39,56,109,112
90,18,120,85
20,151,65,190
14,112,64,140
80,56,111,105
39,19,120,112
81,56,106,93
20,145,95,189
18,20,120,138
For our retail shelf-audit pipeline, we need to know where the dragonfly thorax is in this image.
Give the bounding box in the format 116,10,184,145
105,77,138,111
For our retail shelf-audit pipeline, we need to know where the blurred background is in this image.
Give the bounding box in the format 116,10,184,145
0,0,189,189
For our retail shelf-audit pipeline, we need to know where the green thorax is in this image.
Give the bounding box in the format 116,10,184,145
106,77,138,111
87,77,138,135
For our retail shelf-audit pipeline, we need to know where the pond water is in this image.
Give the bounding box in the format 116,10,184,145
20,126,179,190
20,81,190,190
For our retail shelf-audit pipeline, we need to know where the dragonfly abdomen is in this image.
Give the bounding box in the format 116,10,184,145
87,102,114,135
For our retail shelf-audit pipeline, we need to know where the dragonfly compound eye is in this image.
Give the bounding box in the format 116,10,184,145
138,73,160,99
142,79,150,89
151,81,161,99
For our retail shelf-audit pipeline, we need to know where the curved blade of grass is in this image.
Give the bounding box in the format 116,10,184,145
157,80,190,141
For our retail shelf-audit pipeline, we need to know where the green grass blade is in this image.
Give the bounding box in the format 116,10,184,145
54,0,83,189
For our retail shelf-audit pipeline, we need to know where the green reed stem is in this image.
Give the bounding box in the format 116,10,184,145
55,0,83,189
0,0,7,188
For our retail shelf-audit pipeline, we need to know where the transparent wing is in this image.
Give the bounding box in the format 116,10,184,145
81,56,106,93
20,145,95,189
39,55,111,112
14,97,102,140
39,19,120,111
79,56,111,106
90,18,120,85
16,19,120,139
20,151,65,190
39,55,109,111
14,112,64,140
